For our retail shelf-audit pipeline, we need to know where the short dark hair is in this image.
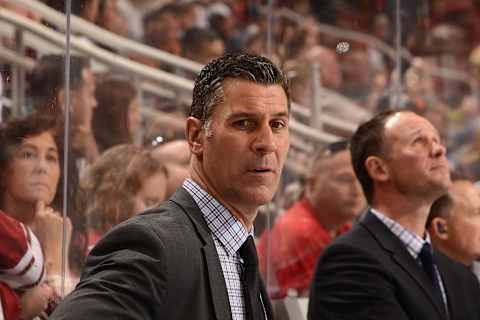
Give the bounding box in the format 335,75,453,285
46,0,96,18
189,53,290,123
182,27,222,58
426,193,453,228
142,3,178,29
29,55,90,113
350,109,404,204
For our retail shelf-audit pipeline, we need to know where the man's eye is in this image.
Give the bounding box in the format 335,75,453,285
234,119,251,128
271,121,286,130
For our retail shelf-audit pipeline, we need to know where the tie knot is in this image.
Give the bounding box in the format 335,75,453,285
239,236,258,266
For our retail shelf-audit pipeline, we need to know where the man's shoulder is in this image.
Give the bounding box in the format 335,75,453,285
435,250,480,282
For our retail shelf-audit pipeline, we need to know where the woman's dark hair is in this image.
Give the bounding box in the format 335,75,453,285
92,78,137,153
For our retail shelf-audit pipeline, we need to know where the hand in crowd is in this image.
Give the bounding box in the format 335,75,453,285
30,201,73,283
19,283,54,320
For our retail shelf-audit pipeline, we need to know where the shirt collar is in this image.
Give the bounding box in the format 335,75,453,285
182,178,251,256
370,208,431,260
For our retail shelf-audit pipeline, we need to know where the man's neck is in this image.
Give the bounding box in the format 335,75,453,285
372,193,433,237
434,241,473,267
189,170,257,232
307,198,351,232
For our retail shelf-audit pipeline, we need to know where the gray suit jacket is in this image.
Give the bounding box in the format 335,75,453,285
50,188,273,319
308,210,480,320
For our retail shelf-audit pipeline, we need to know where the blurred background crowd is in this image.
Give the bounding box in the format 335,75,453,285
1,0,480,319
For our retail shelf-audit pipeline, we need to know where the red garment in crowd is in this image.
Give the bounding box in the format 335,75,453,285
0,210,45,320
0,282,20,320
257,199,351,298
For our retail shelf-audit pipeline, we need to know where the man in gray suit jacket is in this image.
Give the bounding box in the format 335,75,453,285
50,53,291,320
308,109,480,319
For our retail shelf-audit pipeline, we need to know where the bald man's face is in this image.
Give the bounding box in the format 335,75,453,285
307,150,365,219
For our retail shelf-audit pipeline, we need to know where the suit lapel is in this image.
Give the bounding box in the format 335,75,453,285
259,275,273,319
434,252,459,320
361,211,447,319
170,189,233,320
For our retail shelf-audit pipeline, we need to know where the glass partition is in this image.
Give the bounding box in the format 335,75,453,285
0,0,478,319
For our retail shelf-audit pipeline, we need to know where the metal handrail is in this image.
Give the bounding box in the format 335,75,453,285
4,0,203,74
0,8,194,91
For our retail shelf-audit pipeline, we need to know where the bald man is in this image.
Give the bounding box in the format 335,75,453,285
428,180,480,280
151,140,191,198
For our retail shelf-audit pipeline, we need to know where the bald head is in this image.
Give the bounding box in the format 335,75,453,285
151,140,191,198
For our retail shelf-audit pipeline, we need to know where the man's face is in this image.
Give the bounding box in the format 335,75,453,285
308,150,365,219
71,68,97,130
196,79,289,213
3,132,60,207
382,112,451,199
446,182,480,264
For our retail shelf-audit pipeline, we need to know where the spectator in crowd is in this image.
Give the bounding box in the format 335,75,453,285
428,179,480,281
45,0,99,22
208,2,242,53
142,4,182,56
0,113,73,295
80,144,167,252
29,54,98,164
92,77,141,153
151,139,190,198
51,53,289,320
339,48,373,106
181,27,225,65
309,109,480,319
0,210,55,320
257,139,365,298
0,0,41,22
96,0,128,38
29,55,97,275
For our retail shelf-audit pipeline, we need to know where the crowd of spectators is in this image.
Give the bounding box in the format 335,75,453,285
1,0,480,318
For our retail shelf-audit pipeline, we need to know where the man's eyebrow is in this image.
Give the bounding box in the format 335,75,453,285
227,111,289,119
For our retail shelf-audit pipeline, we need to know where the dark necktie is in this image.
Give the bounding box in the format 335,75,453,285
418,243,446,315
239,236,265,320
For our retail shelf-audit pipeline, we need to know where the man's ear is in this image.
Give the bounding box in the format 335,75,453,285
186,117,204,157
431,217,449,240
365,156,389,182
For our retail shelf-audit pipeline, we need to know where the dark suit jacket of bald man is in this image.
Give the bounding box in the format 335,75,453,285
308,210,480,320
50,188,273,320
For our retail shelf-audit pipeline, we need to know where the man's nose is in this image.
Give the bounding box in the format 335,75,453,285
252,124,276,154
431,141,446,158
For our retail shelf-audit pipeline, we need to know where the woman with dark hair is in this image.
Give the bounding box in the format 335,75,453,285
0,113,70,317
92,77,141,153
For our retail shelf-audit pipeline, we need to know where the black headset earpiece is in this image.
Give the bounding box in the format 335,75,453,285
437,222,447,234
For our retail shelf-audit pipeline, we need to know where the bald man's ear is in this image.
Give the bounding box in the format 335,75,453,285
186,117,204,157
365,156,388,182
431,217,449,240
